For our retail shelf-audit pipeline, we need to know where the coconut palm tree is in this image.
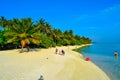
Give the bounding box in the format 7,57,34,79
37,19,53,35
45,22,54,36
4,18,41,53
52,29,63,45
0,16,14,30
0,16,7,28
37,18,46,34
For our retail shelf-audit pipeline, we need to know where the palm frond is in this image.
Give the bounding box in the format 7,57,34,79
7,37,17,43
4,31,16,37
31,38,40,44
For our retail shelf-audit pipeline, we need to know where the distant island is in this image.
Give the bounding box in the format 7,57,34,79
0,16,91,51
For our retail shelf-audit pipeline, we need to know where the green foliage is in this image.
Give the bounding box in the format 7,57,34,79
0,30,10,45
0,31,3,44
3,18,41,45
0,16,92,50
39,34,54,48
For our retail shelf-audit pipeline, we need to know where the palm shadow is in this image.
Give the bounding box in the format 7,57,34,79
18,48,40,53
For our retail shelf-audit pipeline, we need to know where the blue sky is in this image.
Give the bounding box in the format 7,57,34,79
0,0,120,42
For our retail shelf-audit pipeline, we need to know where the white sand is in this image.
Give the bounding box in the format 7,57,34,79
0,44,110,80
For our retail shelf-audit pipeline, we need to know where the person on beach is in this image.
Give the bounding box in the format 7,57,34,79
38,75,44,80
55,48,58,54
61,49,65,55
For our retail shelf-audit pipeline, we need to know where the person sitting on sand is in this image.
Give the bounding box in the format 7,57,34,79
55,48,59,54
61,49,65,55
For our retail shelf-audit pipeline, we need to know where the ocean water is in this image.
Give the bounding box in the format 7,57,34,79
79,43,120,80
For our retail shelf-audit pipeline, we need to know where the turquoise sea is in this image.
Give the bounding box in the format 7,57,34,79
79,43,120,80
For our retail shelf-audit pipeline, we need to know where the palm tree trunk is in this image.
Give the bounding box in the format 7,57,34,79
26,44,30,52
20,40,26,53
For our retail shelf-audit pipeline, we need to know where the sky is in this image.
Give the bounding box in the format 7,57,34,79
0,0,120,42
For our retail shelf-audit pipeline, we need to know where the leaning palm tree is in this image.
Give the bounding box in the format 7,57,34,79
4,18,41,53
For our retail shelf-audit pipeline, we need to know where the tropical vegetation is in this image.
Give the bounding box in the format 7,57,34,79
0,16,91,52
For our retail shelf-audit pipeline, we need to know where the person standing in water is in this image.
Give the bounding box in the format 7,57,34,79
114,51,118,61
114,51,118,56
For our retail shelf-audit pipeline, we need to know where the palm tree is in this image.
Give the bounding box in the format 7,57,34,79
69,30,74,37
52,29,63,45
37,19,53,35
45,22,52,35
4,18,41,52
37,18,46,33
0,16,7,28
0,16,14,30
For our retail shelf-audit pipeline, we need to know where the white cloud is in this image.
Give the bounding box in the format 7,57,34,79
77,4,120,21
100,4,120,13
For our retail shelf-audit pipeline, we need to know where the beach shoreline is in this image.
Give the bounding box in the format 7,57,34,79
0,44,110,80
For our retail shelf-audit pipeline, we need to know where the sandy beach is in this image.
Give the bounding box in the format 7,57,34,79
0,44,110,80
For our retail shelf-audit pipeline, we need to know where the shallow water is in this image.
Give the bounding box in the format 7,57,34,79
79,43,120,80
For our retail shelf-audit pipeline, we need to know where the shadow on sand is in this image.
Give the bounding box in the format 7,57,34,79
18,48,40,53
